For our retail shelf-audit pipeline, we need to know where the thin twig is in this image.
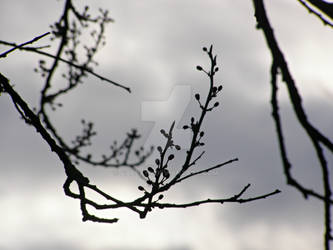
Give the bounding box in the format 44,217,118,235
0,32,50,58
177,158,238,183
151,186,281,208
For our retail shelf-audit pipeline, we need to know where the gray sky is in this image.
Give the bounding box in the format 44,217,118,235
0,1,332,250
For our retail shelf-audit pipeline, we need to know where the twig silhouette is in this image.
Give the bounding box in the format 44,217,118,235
0,43,281,223
0,32,50,58
297,0,333,26
0,0,150,171
252,0,333,248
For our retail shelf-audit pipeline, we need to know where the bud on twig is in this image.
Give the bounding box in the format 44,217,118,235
196,65,203,71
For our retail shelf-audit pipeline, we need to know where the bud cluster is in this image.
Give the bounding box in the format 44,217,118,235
137,121,181,200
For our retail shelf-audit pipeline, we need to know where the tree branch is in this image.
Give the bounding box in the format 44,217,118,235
298,0,333,26
176,158,238,183
0,32,50,58
252,0,333,248
151,185,281,209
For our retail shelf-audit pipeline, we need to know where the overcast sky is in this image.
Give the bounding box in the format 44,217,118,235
1,1,333,250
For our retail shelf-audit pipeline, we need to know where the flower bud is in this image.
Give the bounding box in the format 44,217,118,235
143,170,149,177
163,169,170,179
148,167,154,173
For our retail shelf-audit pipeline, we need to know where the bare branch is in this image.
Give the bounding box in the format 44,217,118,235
0,42,280,224
0,73,88,185
252,0,333,248
0,1,281,225
297,0,333,26
176,158,238,183
151,185,281,209
0,32,50,58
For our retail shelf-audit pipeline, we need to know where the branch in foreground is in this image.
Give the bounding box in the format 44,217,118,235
0,45,280,223
0,73,89,186
152,184,281,209
176,158,239,184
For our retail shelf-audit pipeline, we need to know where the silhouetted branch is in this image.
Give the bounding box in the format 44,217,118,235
0,32,50,58
252,0,333,248
69,126,153,169
0,73,89,186
176,158,238,183
0,40,130,92
0,0,148,172
130,45,280,220
297,0,333,26
1,0,281,225
0,43,281,223
151,186,281,209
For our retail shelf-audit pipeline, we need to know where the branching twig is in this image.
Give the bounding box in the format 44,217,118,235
0,0,281,225
151,186,281,209
0,0,148,172
132,45,280,220
0,32,50,58
0,43,281,223
0,40,130,91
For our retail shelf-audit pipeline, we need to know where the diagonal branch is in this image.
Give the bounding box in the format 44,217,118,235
0,40,130,92
1,40,281,224
0,32,50,58
176,158,238,183
0,73,88,185
297,0,333,26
